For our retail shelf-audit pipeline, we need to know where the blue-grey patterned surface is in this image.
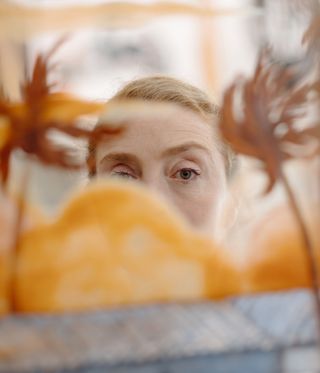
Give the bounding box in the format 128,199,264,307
0,290,319,373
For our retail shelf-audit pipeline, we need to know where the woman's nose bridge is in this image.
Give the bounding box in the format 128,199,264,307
141,169,167,194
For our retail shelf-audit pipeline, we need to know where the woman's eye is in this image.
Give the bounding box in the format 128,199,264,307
110,166,136,179
173,168,200,181
111,171,135,179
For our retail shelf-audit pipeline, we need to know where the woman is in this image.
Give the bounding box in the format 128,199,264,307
88,76,236,237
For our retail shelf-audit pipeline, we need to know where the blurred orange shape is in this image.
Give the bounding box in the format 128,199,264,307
237,203,320,293
13,181,238,313
0,192,43,315
0,118,10,150
40,93,105,124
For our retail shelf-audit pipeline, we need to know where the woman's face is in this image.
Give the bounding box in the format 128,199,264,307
95,105,227,235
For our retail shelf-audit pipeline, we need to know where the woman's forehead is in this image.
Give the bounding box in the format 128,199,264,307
97,106,216,152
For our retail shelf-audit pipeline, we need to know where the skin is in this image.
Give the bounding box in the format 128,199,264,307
95,105,227,236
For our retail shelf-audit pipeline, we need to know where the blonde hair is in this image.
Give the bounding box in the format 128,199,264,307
88,75,236,178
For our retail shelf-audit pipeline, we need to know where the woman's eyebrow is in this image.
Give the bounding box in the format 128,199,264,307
99,152,140,166
161,142,211,158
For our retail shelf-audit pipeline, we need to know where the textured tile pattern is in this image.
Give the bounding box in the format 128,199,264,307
0,290,318,373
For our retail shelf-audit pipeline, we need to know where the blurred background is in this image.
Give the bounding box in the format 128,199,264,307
1,0,261,101
0,0,318,243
